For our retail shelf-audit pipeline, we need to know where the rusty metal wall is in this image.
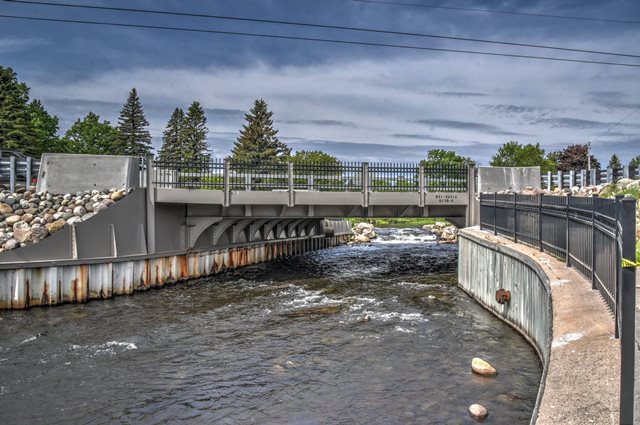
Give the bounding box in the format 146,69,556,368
0,235,350,310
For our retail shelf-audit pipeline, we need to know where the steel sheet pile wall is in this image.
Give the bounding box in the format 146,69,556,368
458,233,552,365
0,235,349,310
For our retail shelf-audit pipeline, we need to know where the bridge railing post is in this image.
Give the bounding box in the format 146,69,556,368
145,154,156,255
362,162,369,209
26,156,32,187
418,162,425,207
288,160,294,207
223,158,230,207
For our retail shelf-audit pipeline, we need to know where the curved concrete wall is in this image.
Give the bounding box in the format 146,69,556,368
458,230,552,424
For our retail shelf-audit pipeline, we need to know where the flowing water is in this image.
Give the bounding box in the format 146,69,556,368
0,228,541,425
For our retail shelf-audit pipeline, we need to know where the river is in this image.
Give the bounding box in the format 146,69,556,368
0,228,541,425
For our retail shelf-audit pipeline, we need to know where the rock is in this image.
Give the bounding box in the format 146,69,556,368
435,221,447,228
354,234,370,243
63,193,72,201
43,213,54,223
21,213,34,224
617,178,634,189
471,357,497,376
5,215,21,226
29,226,48,243
422,224,433,231
0,202,13,214
45,219,66,234
13,221,33,243
73,206,86,216
110,191,124,201
468,404,488,420
84,202,94,212
81,212,95,221
4,238,19,251
67,216,83,225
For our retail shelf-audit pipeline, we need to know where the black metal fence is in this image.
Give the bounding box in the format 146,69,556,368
152,159,469,193
480,192,636,424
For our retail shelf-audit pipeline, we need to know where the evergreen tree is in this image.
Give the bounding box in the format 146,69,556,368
231,98,290,162
607,154,622,170
58,112,119,155
158,107,185,162
629,155,640,169
0,66,34,152
114,88,152,156
180,102,210,161
27,99,60,156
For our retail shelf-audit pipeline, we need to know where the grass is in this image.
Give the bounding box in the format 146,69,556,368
341,217,448,227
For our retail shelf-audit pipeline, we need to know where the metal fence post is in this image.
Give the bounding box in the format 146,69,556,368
418,162,425,208
362,162,369,208
557,170,563,189
538,194,543,251
591,168,598,185
619,196,636,425
565,193,571,266
591,194,597,290
614,195,622,339
9,156,15,193
546,171,552,191
569,170,575,189
493,192,497,236
579,169,586,188
288,160,294,207
513,194,518,242
26,156,32,187
622,165,630,179
223,158,230,207
607,167,613,184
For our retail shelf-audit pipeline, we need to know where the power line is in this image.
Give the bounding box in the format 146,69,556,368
3,0,640,59
1,13,640,68
353,0,640,26
594,106,640,141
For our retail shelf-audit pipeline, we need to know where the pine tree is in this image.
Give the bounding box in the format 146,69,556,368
158,108,185,162
27,99,60,156
180,102,210,162
0,66,34,152
607,154,622,170
231,98,290,163
114,88,152,156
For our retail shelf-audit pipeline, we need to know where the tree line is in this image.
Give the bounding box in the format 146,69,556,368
0,66,636,170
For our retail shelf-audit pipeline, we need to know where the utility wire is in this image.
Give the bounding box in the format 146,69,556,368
353,0,640,26
593,107,640,141
1,14,640,68
3,0,640,59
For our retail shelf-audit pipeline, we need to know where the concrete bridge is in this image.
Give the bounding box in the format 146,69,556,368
147,157,476,254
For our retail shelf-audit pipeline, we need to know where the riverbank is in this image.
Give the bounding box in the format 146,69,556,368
460,228,620,425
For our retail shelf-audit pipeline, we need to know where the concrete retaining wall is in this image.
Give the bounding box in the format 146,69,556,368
459,228,621,425
458,229,552,424
0,234,349,310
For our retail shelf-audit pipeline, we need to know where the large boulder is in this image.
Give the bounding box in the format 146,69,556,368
13,221,32,243
0,202,13,215
471,357,497,376
45,219,66,234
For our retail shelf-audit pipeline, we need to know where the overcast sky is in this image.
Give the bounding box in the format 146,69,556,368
1,0,639,164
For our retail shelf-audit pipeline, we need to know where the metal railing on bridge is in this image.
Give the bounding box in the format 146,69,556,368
479,192,636,424
0,156,41,192
541,165,640,190
152,159,469,193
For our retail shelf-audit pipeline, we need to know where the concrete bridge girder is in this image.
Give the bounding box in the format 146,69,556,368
249,219,272,242
287,219,307,238
276,219,298,239
262,219,281,241
232,219,257,244
186,217,223,249
212,219,238,246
